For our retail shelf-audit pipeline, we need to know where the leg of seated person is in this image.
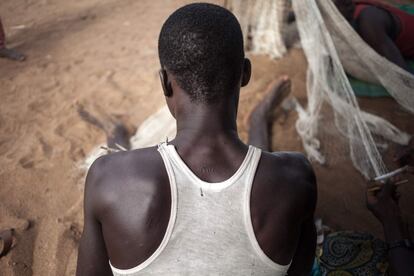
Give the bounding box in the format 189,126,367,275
247,76,291,151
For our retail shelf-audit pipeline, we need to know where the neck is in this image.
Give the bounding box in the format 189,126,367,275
174,101,240,144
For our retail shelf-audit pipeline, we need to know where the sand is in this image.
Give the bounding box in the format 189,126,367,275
0,0,413,275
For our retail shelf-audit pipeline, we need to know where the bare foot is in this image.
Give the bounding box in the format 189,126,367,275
247,76,291,151
0,47,25,61
250,76,291,123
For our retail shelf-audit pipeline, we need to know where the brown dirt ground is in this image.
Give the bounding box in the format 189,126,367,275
0,0,413,275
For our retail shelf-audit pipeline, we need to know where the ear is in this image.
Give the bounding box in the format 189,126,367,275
159,69,173,97
241,58,251,87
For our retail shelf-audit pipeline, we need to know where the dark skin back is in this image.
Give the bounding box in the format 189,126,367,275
334,0,413,74
76,59,317,275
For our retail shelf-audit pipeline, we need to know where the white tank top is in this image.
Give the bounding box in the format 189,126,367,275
109,143,291,276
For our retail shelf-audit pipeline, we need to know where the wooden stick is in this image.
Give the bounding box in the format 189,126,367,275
367,179,409,192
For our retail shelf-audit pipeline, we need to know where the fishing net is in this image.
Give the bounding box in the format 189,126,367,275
84,0,412,180
225,0,290,58
227,0,412,179
313,0,414,111
293,0,412,179
82,106,176,169
129,105,176,148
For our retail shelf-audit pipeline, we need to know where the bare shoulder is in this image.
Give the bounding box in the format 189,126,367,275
260,151,316,188
84,146,167,215
254,151,317,211
86,146,162,186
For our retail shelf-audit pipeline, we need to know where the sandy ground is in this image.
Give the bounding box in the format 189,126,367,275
0,0,413,275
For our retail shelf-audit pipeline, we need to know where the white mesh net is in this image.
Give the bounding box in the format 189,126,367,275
83,0,412,180
314,0,414,113
226,0,289,58
227,0,412,179
293,0,411,179
82,106,176,169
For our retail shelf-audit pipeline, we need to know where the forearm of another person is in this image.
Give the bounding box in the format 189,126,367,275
371,36,412,75
357,15,413,75
388,141,414,276
368,34,413,74
367,180,414,276
382,216,414,276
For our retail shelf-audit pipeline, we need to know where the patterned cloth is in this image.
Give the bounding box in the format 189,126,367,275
315,231,389,276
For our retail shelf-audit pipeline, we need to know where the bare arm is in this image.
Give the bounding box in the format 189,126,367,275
287,217,317,276
287,157,317,276
367,181,414,276
76,160,113,276
383,218,414,276
357,8,413,74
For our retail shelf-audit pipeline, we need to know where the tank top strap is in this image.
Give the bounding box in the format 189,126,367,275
111,144,290,275
157,142,174,173
244,146,262,184
157,143,262,192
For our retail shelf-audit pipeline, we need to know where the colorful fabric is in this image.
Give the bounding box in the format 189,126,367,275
315,231,389,276
397,4,414,16
311,259,322,276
